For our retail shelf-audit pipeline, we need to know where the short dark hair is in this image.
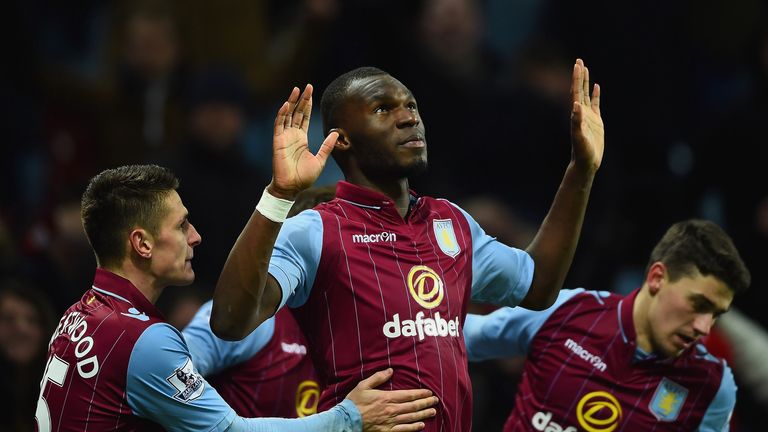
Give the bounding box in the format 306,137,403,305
81,165,179,267
320,66,389,135
646,219,751,294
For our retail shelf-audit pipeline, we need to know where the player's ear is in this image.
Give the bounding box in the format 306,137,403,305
129,228,153,259
330,128,350,150
646,262,666,295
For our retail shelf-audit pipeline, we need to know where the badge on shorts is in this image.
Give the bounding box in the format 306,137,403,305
166,358,205,402
649,377,688,421
433,219,460,258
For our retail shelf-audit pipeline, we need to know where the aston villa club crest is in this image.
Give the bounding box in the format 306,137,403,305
167,358,205,402
433,219,460,258
649,377,688,421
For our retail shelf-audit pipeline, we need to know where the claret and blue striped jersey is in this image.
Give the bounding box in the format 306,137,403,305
268,181,535,432
464,288,736,432
36,269,361,431
183,301,319,418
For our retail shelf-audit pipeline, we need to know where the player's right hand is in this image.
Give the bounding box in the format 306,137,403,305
270,84,338,200
346,368,438,432
569,58,604,174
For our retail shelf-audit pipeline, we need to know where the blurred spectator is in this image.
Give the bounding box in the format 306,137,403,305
170,66,270,289
21,186,95,313
174,0,340,104
0,217,17,275
393,0,511,199
0,280,57,432
697,25,768,334
99,0,189,166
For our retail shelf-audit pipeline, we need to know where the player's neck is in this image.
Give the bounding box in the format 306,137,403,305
105,261,164,305
632,286,653,353
348,175,412,218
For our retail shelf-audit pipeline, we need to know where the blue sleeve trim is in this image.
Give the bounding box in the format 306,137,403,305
464,289,584,361
448,203,534,307
268,210,323,310
226,399,360,431
698,362,736,431
182,300,275,377
126,323,239,431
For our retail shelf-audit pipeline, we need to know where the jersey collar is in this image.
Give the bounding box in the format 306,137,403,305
617,288,639,345
334,181,421,221
92,268,164,319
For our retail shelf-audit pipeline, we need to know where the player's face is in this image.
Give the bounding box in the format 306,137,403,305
149,191,202,287
646,270,732,357
0,294,45,365
340,75,428,179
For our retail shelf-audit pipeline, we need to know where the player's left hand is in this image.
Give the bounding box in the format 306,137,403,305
570,58,604,174
346,368,438,431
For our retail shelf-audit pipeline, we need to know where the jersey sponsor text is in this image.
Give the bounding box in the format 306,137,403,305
382,311,460,341
532,411,577,432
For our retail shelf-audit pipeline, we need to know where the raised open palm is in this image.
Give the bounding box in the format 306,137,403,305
570,59,604,173
271,84,338,199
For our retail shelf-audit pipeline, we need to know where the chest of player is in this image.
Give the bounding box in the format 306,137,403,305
314,208,473,317
522,311,718,430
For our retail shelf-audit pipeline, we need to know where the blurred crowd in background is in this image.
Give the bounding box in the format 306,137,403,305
2,0,767,430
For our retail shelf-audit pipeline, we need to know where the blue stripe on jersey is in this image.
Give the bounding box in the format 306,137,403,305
698,362,736,431
464,289,585,361
269,210,324,310
448,203,534,307
183,300,275,376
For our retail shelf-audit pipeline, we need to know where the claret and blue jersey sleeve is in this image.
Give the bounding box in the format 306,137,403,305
449,204,534,307
268,210,324,310
463,289,585,361
698,355,737,431
126,322,361,431
182,300,274,376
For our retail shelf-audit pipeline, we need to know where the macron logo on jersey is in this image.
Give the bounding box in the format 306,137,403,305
352,231,397,244
564,338,607,372
120,307,149,322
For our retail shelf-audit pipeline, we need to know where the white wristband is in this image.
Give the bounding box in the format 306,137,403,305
256,188,295,223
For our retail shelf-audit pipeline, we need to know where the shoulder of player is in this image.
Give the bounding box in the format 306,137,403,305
682,343,729,372
90,297,165,342
554,289,620,313
537,290,620,330
574,289,621,305
424,198,473,224
48,301,162,357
